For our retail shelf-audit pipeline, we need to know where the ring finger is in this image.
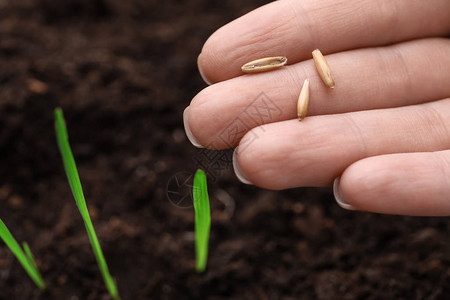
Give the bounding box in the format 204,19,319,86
232,97,450,189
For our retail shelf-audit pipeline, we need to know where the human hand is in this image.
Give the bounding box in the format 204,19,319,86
184,0,450,216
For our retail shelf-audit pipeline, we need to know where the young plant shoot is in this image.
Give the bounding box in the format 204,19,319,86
0,219,46,290
54,108,120,300
193,169,211,273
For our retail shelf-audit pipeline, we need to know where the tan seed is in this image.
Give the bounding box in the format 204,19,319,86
241,56,287,73
312,49,335,88
27,78,48,94
297,79,310,121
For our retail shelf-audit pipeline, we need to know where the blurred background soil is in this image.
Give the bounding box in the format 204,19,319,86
1,1,450,299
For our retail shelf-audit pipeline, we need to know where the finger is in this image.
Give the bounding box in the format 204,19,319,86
198,0,450,83
186,38,450,149
334,150,450,216
232,98,450,190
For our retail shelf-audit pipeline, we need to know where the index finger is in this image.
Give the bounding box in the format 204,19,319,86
198,0,450,84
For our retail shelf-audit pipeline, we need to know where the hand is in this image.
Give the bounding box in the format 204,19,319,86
184,0,450,216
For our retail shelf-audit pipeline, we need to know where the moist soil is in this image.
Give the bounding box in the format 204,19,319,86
1,1,450,299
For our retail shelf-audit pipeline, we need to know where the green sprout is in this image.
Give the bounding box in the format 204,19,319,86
0,219,45,290
54,108,120,300
193,169,211,273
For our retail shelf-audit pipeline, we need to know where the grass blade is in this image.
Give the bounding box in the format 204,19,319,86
193,169,211,273
0,219,45,290
54,108,120,300
23,242,38,269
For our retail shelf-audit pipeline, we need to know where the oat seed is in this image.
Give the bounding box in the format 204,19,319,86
312,49,335,88
297,79,310,121
241,56,287,73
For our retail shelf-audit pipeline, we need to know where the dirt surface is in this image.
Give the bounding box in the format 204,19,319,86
1,1,450,299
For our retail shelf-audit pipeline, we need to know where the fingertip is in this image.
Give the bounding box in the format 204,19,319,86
197,31,230,85
337,152,450,216
333,176,356,210
183,106,205,148
232,149,253,185
197,53,213,85
337,159,384,213
231,129,293,190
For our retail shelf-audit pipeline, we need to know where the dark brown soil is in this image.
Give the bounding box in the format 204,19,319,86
1,1,450,299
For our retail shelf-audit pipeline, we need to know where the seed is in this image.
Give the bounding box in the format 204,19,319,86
297,79,310,121
241,56,287,73
312,49,335,88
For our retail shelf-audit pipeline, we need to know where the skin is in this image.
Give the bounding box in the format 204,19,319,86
184,0,450,216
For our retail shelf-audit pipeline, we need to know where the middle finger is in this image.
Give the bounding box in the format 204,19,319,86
186,38,450,149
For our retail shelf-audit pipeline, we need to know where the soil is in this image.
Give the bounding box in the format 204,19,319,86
1,1,450,299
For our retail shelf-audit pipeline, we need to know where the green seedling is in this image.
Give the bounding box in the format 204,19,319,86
193,169,211,273
0,219,45,290
54,108,120,300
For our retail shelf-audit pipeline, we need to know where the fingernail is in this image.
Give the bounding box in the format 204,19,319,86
197,53,213,85
333,176,355,210
232,149,253,185
183,106,204,148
